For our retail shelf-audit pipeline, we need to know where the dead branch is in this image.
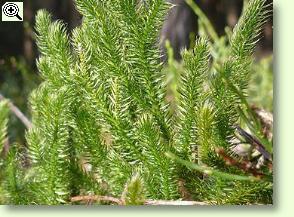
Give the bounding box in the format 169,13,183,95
70,195,207,205
215,147,265,178
70,195,123,205
0,93,32,129
144,200,207,205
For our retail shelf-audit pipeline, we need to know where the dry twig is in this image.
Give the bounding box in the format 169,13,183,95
71,195,123,205
215,147,265,178
144,200,207,206
70,195,207,205
0,93,32,129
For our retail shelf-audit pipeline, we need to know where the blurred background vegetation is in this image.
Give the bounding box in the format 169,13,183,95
0,0,273,146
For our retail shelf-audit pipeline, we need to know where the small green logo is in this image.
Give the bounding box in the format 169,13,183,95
2,2,23,22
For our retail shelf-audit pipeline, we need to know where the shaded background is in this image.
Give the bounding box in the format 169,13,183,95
0,0,273,144
0,0,273,63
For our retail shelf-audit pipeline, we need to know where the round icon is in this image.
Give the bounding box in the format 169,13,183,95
3,2,22,20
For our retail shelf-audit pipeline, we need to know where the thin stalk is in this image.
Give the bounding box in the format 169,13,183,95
0,93,32,129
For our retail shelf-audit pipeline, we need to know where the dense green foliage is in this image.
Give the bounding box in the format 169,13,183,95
0,0,272,205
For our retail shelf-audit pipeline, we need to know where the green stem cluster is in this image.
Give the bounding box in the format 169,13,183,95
0,0,272,205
